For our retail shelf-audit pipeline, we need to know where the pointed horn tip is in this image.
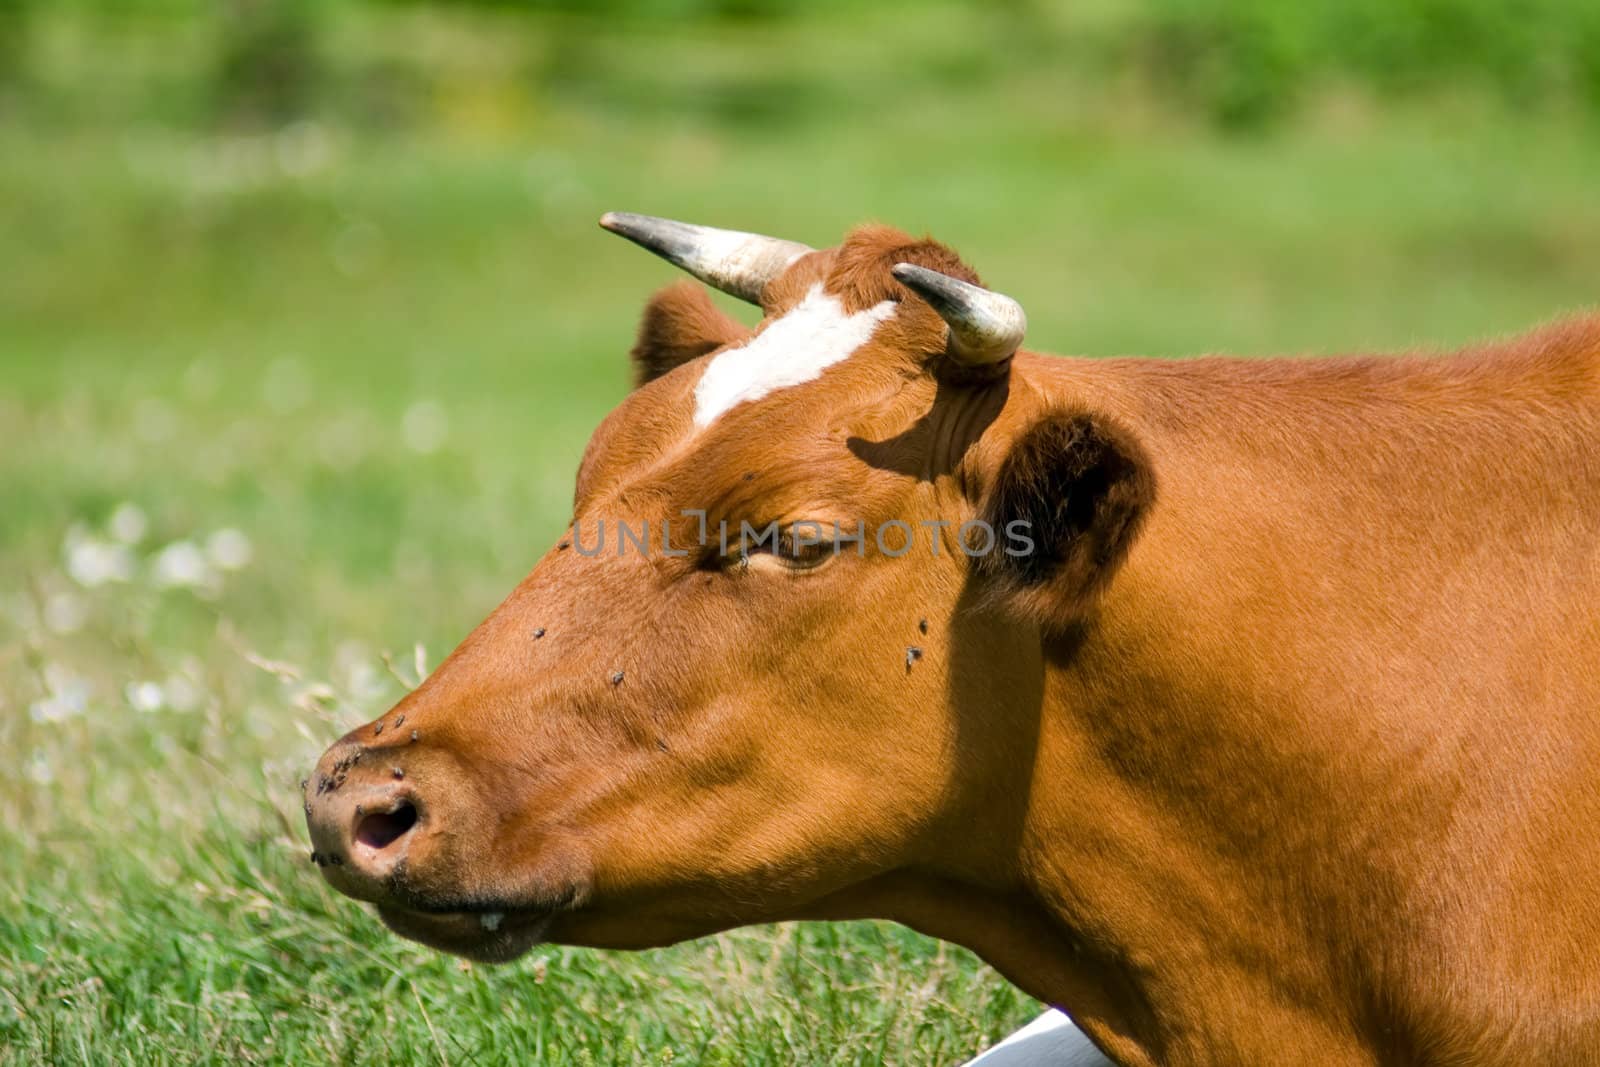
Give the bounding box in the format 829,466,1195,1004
890,261,1026,366
890,262,937,287
597,212,813,306
891,262,999,306
600,211,672,238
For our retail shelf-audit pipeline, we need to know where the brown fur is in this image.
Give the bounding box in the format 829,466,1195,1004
628,279,749,387
307,223,1600,1066
977,410,1156,623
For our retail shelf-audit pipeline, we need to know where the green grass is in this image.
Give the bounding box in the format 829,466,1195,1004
4,6,1600,1064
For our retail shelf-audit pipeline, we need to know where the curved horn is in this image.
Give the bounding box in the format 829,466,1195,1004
599,212,813,305
890,263,1026,367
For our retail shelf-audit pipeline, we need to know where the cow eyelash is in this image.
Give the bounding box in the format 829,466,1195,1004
729,527,838,572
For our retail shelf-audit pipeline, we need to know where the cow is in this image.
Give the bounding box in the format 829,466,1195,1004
305,213,1600,1066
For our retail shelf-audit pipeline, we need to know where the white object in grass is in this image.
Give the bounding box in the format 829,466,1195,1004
960,1010,1112,1066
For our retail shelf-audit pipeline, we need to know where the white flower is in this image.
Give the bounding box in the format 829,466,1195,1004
263,358,310,414
151,540,213,589
162,673,204,713
125,680,165,713
27,752,54,786
402,401,448,454
0,592,38,630
134,398,176,443
65,532,135,588
108,503,149,544
275,120,332,178
205,528,253,571
43,592,88,634
317,412,371,470
30,697,73,724
30,665,91,723
183,359,219,402
335,640,385,701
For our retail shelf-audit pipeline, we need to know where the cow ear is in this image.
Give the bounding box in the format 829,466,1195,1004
975,410,1155,624
630,281,750,388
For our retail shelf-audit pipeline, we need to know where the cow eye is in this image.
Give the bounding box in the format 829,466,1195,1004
736,525,838,573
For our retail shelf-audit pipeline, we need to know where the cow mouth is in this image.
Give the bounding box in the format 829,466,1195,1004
376,902,555,963
367,848,590,963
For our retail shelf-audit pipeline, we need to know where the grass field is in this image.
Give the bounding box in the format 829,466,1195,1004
4,6,1600,1064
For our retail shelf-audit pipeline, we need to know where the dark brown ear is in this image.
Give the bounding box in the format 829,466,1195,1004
975,410,1155,624
630,280,749,388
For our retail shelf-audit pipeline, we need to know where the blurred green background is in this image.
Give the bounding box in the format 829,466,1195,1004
3,1,1599,1063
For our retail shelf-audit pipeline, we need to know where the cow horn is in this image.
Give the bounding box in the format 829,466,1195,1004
599,212,813,305
890,263,1026,367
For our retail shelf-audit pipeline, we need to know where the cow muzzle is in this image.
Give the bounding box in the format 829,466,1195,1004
303,741,423,903
303,734,577,962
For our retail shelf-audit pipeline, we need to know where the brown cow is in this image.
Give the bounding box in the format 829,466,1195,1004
306,214,1600,1066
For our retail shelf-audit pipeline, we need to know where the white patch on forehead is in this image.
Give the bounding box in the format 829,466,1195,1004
692,283,896,427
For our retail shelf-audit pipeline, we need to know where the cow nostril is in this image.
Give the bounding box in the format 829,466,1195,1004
355,801,418,851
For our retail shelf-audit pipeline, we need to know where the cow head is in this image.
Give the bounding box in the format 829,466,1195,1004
304,215,1155,964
